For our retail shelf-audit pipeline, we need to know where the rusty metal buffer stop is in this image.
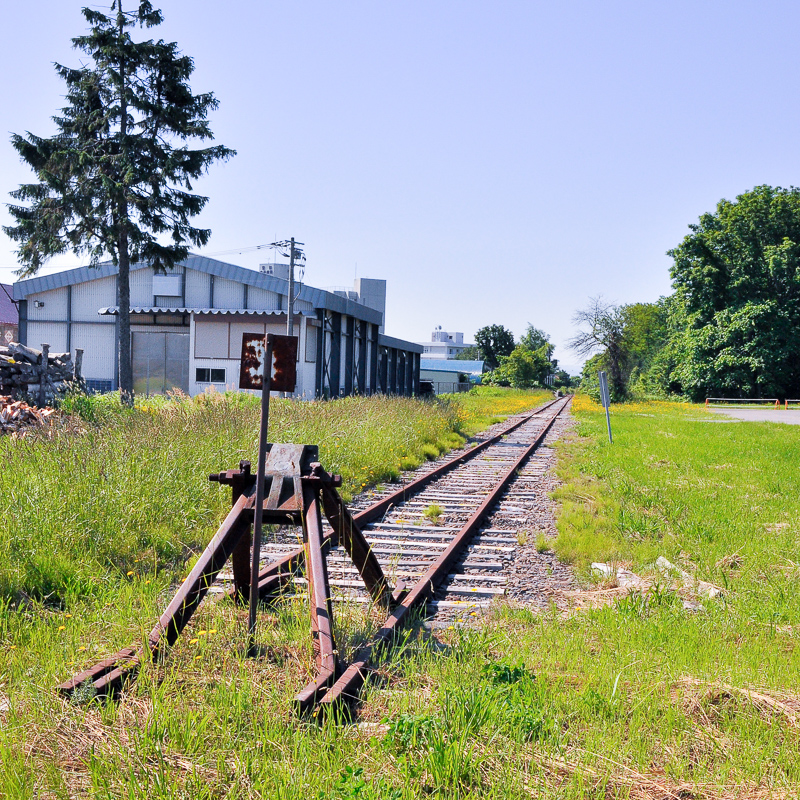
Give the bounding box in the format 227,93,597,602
60,333,396,713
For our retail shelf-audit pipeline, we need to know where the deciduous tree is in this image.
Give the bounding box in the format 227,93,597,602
667,185,800,400
488,344,551,388
474,324,515,370
570,297,629,399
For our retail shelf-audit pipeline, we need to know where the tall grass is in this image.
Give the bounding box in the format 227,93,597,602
2,392,800,797
440,386,553,436
0,392,466,605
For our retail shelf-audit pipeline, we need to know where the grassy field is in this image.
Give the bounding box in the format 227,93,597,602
6,390,797,798
542,396,800,796
0,387,552,799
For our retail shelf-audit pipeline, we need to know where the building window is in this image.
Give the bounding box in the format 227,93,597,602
196,367,226,383
305,325,317,362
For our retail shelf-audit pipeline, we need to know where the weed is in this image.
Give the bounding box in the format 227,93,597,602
423,503,444,525
420,444,440,461
535,532,550,553
383,712,441,752
482,660,535,685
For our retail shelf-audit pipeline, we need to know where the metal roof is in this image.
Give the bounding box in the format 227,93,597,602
421,358,484,374
14,254,382,325
420,365,466,376
99,306,299,317
0,284,18,325
379,333,424,354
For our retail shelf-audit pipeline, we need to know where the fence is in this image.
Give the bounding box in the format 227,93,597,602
705,398,779,409
432,381,471,395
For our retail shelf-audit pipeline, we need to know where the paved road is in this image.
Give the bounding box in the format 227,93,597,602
707,408,800,425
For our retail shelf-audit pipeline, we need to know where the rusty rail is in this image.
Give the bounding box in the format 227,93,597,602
312,397,569,712
243,397,563,603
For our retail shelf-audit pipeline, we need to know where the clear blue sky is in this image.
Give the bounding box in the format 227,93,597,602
2,1,799,373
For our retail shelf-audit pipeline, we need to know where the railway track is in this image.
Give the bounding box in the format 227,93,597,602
63,395,572,710
229,395,571,613
214,394,573,710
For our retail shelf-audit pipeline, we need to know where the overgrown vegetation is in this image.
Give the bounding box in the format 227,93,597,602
577,185,800,402
0,387,557,798
0,391,470,605
6,391,798,797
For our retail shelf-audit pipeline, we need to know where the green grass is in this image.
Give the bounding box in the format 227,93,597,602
440,386,553,437
8,389,798,797
0,388,557,799
423,503,443,525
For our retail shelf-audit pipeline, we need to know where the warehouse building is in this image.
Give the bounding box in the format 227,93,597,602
0,284,19,345
12,255,422,398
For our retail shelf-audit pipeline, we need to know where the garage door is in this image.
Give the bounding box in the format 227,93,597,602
132,332,189,395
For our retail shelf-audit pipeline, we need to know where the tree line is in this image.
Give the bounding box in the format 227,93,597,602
572,185,800,402
457,324,571,390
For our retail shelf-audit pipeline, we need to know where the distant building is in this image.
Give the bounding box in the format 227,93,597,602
421,358,485,381
417,326,474,359
0,284,19,345
420,358,485,395
12,256,421,397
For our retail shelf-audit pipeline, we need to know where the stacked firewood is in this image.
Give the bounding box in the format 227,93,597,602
0,342,83,406
0,396,56,434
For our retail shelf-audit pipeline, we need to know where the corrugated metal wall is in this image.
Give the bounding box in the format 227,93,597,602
26,321,68,353
246,286,282,311
26,287,68,322
72,323,115,380
185,270,210,307
212,278,244,309
130,268,153,306
72,276,116,321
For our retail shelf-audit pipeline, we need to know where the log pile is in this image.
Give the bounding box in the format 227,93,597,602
0,396,55,434
0,342,84,406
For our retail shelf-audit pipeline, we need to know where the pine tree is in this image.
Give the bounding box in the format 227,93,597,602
4,1,235,405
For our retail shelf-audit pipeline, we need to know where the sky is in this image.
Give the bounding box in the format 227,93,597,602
2,1,800,374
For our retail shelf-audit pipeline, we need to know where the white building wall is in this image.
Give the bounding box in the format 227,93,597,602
185,269,210,307
26,287,68,322
298,317,318,399
71,323,116,381
212,278,244,309
26,321,68,354
247,286,282,311
194,319,229,359
130,267,153,306
72,276,116,321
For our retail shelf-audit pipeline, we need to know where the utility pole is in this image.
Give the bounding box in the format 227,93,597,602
287,237,295,338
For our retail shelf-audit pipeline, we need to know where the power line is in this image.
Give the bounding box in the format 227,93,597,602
202,243,280,257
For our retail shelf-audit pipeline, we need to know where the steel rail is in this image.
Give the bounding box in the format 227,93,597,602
61,397,566,699
312,396,571,712
245,397,563,600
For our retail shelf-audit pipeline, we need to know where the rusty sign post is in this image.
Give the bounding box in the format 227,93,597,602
240,333,298,654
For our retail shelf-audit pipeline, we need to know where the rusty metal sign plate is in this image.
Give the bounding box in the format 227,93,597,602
239,333,298,392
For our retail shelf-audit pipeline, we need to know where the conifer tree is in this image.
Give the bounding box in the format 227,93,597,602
4,1,235,405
